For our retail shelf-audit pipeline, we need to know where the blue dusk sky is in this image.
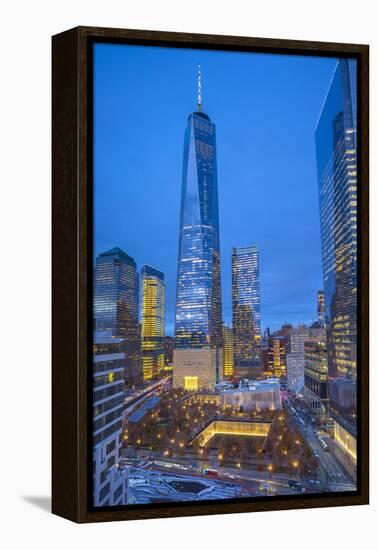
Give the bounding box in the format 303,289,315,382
93,43,338,335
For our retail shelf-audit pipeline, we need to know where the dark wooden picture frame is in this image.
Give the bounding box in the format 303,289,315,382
52,26,369,523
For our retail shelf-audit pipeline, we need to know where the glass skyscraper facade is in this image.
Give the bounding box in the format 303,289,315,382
141,265,165,381
174,101,222,351
94,247,142,387
232,246,261,375
173,71,223,389
315,59,357,382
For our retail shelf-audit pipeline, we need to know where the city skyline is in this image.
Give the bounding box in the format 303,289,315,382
92,44,358,508
94,44,338,333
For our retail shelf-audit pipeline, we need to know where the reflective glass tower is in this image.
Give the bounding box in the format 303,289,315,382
141,265,165,381
232,246,261,377
94,247,142,387
173,66,223,390
315,59,357,449
315,59,357,382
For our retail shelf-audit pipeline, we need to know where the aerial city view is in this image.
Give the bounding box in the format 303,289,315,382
92,45,357,507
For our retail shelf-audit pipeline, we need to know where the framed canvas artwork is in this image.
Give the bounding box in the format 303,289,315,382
52,26,369,523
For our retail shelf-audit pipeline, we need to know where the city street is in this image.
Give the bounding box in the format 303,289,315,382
123,376,171,418
120,447,330,505
286,397,355,492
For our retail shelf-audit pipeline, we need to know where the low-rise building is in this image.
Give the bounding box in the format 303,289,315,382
219,378,282,412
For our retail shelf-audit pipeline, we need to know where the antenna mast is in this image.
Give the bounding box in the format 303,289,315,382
197,64,202,111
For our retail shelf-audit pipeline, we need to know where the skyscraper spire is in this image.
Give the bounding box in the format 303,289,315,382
174,65,222,390
197,64,202,111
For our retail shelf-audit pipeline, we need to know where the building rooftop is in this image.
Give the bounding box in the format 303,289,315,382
232,245,259,254
98,247,136,265
188,111,210,122
141,265,165,281
219,378,281,394
128,396,161,423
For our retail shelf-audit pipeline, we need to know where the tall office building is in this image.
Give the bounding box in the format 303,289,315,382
94,247,142,387
276,323,293,340
223,324,234,378
317,290,325,326
93,334,127,506
286,325,309,394
232,246,261,378
267,336,286,379
290,325,309,355
304,340,329,422
140,265,165,381
286,325,326,394
287,354,305,395
276,323,292,357
315,59,357,381
173,66,223,390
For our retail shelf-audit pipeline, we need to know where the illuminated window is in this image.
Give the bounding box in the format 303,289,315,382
184,376,198,391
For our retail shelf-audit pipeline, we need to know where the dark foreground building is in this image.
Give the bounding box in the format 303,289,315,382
93,334,126,506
